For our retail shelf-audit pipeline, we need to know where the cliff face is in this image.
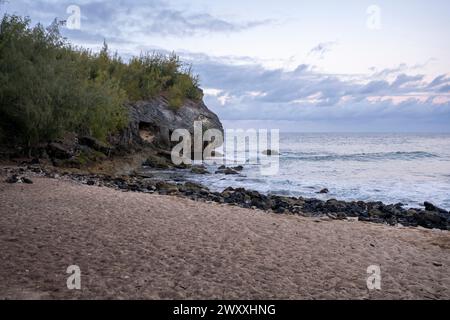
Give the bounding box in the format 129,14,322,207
115,96,223,151
0,95,223,174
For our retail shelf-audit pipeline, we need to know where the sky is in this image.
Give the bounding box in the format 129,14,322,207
2,0,450,132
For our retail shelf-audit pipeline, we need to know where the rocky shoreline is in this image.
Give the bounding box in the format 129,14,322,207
3,163,450,231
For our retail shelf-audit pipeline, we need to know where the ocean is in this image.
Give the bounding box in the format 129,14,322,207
177,133,450,211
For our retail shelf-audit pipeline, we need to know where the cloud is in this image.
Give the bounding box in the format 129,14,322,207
371,59,436,78
428,74,450,88
147,10,271,36
188,54,450,131
4,0,272,43
308,41,337,60
391,74,424,88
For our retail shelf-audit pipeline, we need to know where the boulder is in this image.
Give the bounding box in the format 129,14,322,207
121,96,223,153
191,165,209,174
215,167,239,175
5,175,20,183
22,177,33,184
424,202,448,214
155,181,179,193
78,136,113,155
183,181,208,192
262,149,279,156
142,154,172,169
46,142,73,160
5,175,33,184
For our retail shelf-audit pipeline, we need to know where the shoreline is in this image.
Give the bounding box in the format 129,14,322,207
2,163,449,231
1,171,449,299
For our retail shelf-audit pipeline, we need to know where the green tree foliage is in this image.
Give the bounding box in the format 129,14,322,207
0,14,202,151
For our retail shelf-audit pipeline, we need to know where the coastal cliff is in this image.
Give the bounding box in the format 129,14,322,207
116,94,223,151
16,95,224,174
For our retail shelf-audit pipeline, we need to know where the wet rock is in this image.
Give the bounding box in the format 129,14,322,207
215,167,239,175
191,166,209,174
318,188,329,194
232,165,244,171
424,201,448,214
210,151,223,158
182,181,208,193
262,149,279,156
155,181,179,193
412,210,448,230
369,208,387,218
143,154,172,169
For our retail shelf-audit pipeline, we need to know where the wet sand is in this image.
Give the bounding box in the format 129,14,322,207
0,176,449,299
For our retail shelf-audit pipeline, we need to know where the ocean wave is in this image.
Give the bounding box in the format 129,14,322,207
282,151,438,162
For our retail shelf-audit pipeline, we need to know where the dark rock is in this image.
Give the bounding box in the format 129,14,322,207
78,136,113,155
232,165,244,171
262,149,279,156
121,97,223,153
155,181,178,193
369,209,387,218
143,154,171,169
274,207,287,214
210,151,223,158
47,142,73,160
215,167,239,175
424,201,448,214
5,175,20,183
86,180,95,186
22,177,33,184
21,158,40,166
318,188,329,194
182,181,208,193
5,175,33,184
336,212,347,220
191,166,209,174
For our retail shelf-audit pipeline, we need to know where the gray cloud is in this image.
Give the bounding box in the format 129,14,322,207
429,74,450,88
188,55,450,131
308,41,337,60
4,0,272,41
391,74,424,88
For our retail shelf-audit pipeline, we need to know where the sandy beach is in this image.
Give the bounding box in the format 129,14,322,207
0,175,449,300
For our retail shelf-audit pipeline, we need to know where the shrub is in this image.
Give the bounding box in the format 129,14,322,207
0,14,203,152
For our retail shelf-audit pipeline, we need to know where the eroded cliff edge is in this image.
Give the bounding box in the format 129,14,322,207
1,95,223,175
117,95,223,151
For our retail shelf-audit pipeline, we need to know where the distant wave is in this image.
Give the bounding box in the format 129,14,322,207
282,151,438,162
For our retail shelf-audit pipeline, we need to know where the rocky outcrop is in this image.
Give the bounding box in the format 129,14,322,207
114,95,223,151
16,96,223,172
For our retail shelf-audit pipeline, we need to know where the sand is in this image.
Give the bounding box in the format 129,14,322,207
0,175,449,300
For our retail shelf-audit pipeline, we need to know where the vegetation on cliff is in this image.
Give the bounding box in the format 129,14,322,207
0,14,203,152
